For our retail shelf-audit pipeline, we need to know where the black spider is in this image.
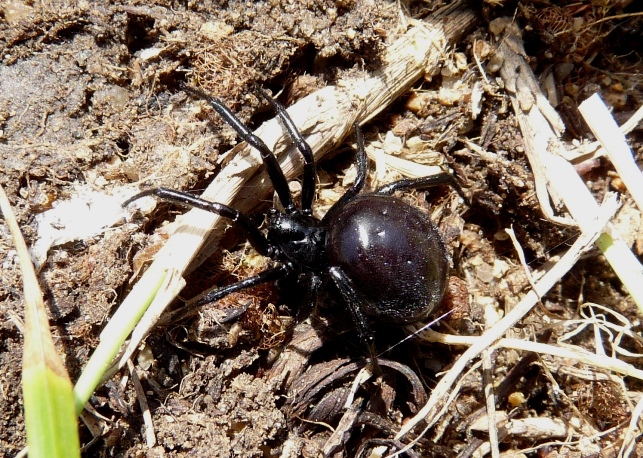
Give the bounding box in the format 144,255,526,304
125,87,463,370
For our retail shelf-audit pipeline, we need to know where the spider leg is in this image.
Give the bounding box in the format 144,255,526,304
329,266,381,374
124,187,275,257
256,88,316,215
187,264,290,308
183,85,296,214
167,264,291,322
290,272,322,323
321,123,368,223
376,172,468,202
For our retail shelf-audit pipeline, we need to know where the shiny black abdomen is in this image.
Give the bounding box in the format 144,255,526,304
325,194,449,324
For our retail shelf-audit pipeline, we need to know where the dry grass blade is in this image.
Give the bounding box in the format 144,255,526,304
393,17,642,454
491,17,643,312
395,194,619,448
578,94,643,312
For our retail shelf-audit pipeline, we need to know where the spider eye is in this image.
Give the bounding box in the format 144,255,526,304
281,221,307,241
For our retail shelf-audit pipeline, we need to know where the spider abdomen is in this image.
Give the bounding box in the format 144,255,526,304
325,194,449,324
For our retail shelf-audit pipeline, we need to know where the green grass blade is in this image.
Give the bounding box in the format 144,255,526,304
72,268,168,415
22,365,80,457
0,184,80,458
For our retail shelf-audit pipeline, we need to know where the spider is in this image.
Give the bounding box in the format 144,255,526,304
125,87,463,370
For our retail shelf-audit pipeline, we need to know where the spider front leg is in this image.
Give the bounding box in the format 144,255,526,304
124,187,274,256
183,86,297,214
255,88,317,215
124,188,293,321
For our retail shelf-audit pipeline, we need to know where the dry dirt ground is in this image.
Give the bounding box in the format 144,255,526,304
1,0,643,457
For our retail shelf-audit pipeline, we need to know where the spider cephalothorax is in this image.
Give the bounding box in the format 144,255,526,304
125,86,462,369
267,210,326,269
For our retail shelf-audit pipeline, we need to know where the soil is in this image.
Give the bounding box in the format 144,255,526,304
1,0,642,457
